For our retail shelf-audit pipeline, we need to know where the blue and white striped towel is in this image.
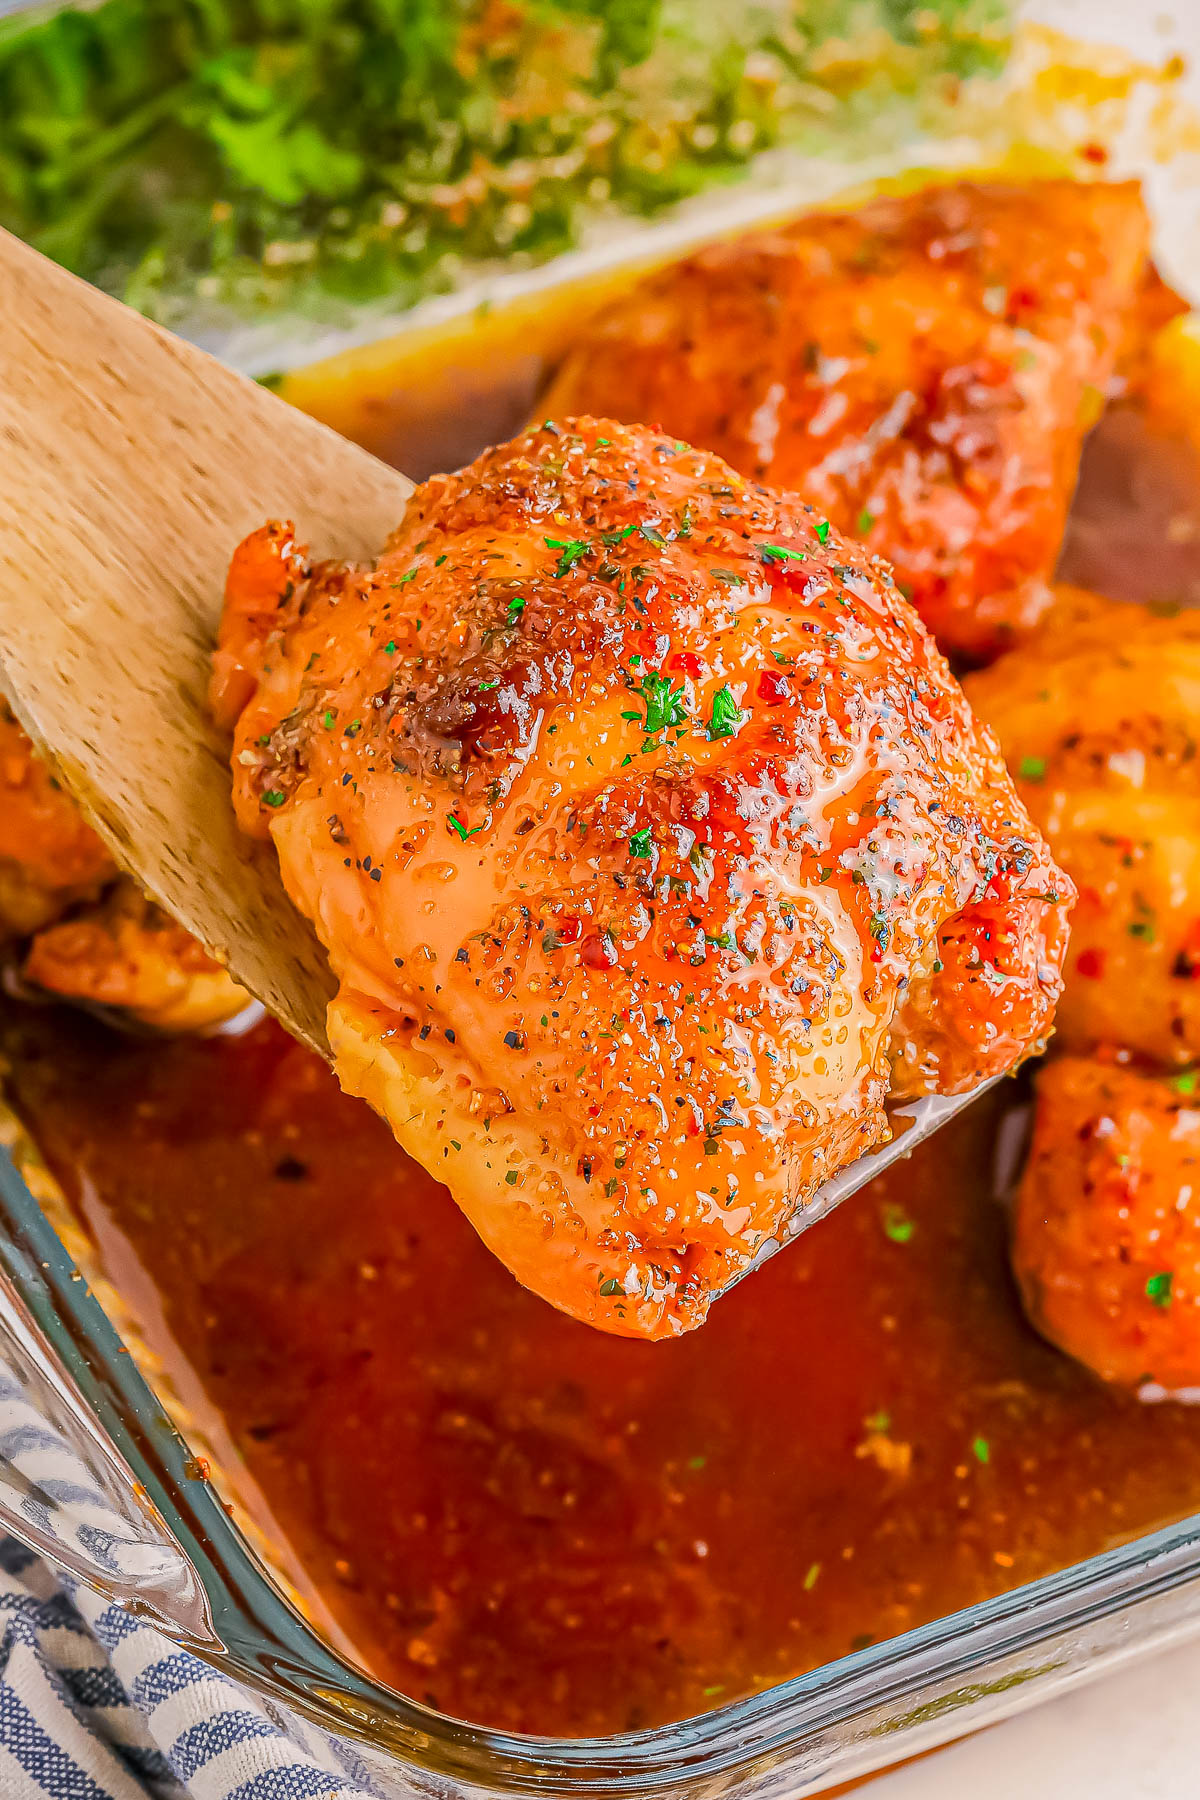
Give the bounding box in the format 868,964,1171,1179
0,1537,388,1799
0,1360,404,1800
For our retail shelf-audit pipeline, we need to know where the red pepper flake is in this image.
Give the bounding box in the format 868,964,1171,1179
757,669,789,705
581,934,618,971
1080,141,1108,164
670,651,704,681
556,915,583,945
1076,946,1106,980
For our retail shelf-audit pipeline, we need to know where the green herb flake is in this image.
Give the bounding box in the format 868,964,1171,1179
262,789,286,808
815,519,831,545
881,1203,915,1245
545,536,591,575
972,1435,990,1465
706,686,744,742
506,595,527,621
803,1561,821,1591
447,813,482,841
857,509,877,535
322,710,335,729
759,542,806,563
623,670,688,736
1173,1070,1198,1096
1018,755,1047,782
598,1277,624,1297
1146,1271,1174,1309
628,827,653,859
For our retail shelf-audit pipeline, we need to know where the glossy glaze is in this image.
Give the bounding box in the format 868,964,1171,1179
213,420,1069,1337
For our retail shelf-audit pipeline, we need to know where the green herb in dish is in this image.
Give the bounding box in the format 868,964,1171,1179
0,0,1010,333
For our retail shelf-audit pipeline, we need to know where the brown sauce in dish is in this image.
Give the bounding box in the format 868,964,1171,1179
9,1007,1200,1738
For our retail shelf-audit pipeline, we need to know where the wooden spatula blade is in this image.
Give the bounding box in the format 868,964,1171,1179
0,229,414,1053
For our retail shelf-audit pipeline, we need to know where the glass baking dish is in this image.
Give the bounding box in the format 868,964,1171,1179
2,4,1200,1796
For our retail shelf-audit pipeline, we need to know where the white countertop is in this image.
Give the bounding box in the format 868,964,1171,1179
863,1636,1200,1798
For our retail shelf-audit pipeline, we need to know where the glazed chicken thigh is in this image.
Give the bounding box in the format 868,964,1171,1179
0,704,245,1031
1013,1057,1200,1392
215,419,1071,1339
542,180,1151,661
966,587,1200,1067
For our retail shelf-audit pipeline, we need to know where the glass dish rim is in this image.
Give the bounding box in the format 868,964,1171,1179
3,1138,1200,1793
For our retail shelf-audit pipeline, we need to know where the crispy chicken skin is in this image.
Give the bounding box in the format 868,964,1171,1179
1013,1058,1200,1391
0,704,245,1031
965,588,1200,1067
23,882,246,1034
0,702,114,938
214,419,1071,1340
541,180,1151,662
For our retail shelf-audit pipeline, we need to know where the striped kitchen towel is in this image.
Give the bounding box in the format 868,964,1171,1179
0,1536,388,1799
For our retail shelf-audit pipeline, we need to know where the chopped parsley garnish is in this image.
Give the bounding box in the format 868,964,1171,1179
759,543,806,563
972,1436,990,1465
1018,755,1047,781
815,519,831,545
602,524,637,546
1174,1070,1198,1096
506,595,527,621
638,522,668,549
1146,1271,1174,1309
262,789,286,808
393,568,417,585
706,686,744,742
628,828,653,858
857,509,877,535
881,1203,914,1244
322,710,335,729
545,536,590,575
623,670,688,736
478,679,499,692
447,813,482,841
384,640,397,654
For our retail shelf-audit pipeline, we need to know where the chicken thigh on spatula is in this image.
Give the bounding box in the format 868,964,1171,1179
213,418,1072,1339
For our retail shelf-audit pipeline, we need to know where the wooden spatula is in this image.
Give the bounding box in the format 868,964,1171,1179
0,227,414,1055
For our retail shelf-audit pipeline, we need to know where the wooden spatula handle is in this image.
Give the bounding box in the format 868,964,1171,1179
0,228,415,1052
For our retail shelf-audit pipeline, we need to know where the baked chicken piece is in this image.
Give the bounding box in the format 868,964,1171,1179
0,703,245,1032
1013,1057,1200,1391
0,700,114,939
213,418,1072,1340
965,588,1200,1068
23,881,246,1034
541,180,1151,662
